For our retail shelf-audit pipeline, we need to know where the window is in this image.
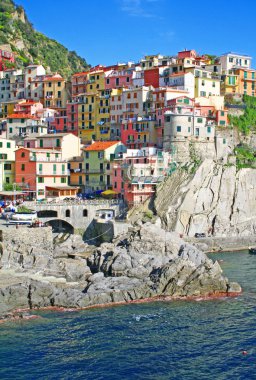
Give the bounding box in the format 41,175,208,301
58,82,61,87
53,164,57,174
177,126,181,132
5,177,10,183
62,164,65,174
223,138,226,144
100,175,104,183
207,127,211,133
98,152,103,159
195,128,199,136
252,72,255,80
188,127,191,133
38,177,44,183
188,116,191,122
7,142,11,148
38,189,44,196
21,152,25,157
39,163,43,173
221,111,225,116
40,139,43,148
9,127,13,134
65,209,70,217
83,209,88,217
0,142,2,147
56,139,60,147
244,71,248,79
61,177,66,183
229,57,233,63
106,78,110,84
212,82,216,88
21,164,25,171
197,118,203,123
228,76,236,85
220,120,226,125
4,164,11,170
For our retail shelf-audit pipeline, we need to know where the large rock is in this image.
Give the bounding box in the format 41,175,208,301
0,223,241,315
154,160,256,237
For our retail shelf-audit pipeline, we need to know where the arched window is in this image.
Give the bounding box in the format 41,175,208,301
65,209,70,217
83,209,88,217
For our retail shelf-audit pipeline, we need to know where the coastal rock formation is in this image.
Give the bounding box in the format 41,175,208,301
154,159,256,237
0,224,240,315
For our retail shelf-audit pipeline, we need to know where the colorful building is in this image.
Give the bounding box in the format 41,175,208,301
83,141,126,192
0,138,16,190
15,147,71,200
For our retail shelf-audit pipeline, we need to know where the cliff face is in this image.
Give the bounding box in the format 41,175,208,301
154,159,256,237
0,0,90,77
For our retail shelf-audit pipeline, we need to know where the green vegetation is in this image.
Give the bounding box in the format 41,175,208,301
234,144,256,169
17,205,34,213
228,95,256,135
3,183,21,191
0,0,90,78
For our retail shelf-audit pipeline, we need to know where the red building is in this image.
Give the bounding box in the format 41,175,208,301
0,48,15,71
144,68,159,88
50,109,68,133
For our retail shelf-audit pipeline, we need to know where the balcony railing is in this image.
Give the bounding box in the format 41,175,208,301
83,169,105,174
30,157,65,162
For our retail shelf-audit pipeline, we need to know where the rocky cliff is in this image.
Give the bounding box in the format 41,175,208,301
154,159,256,237
0,224,240,316
0,0,90,77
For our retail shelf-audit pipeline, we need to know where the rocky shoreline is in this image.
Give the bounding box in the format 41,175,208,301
0,222,241,322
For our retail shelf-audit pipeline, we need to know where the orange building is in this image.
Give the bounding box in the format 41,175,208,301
236,68,256,96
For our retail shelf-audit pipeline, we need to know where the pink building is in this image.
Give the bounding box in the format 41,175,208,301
14,100,43,116
66,102,79,136
105,68,133,90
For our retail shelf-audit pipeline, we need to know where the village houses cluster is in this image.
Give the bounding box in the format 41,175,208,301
0,45,253,206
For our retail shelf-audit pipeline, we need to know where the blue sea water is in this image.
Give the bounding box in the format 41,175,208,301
1,251,256,380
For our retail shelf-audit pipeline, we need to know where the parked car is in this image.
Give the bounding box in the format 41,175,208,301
195,233,206,238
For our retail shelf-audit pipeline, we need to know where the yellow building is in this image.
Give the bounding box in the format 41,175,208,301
43,74,68,109
221,73,239,95
77,93,97,143
0,100,18,118
76,67,112,143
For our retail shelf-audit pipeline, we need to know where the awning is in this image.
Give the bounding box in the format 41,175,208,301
101,190,118,196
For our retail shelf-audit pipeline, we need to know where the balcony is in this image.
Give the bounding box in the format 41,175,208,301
30,156,65,162
83,169,105,174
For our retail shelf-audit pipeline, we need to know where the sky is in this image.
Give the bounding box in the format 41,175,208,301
16,0,256,67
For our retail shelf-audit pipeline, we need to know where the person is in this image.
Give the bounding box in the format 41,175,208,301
6,213,10,226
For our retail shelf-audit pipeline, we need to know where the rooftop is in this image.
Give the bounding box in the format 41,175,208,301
84,141,120,151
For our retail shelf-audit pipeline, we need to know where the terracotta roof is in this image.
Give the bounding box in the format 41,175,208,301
72,72,89,77
7,113,39,120
84,141,120,151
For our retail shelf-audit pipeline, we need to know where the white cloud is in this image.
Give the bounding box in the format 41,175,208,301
120,0,162,18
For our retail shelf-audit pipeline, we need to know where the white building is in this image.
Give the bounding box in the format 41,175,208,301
219,52,252,74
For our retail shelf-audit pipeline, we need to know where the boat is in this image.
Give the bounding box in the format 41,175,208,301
11,211,37,222
249,247,256,254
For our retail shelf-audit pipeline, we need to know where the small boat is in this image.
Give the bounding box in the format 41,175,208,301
249,247,256,254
